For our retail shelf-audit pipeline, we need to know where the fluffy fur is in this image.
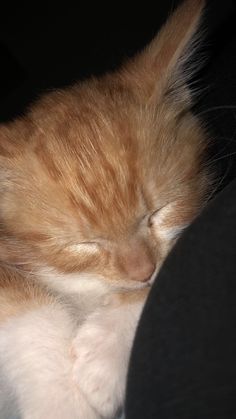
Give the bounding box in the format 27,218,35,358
0,1,210,418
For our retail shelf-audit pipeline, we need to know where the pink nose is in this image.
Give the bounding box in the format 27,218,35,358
129,260,156,282
118,243,156,282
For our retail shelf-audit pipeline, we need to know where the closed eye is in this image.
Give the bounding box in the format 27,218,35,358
148,207,164,227
67,242,99,253
140,208,162,225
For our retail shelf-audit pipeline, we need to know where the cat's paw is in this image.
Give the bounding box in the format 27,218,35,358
71,319,125,419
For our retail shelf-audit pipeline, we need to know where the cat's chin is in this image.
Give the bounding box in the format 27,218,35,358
37,265,152,297
109,279,151,292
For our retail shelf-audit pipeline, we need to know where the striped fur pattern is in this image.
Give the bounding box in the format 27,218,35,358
0,1,209,418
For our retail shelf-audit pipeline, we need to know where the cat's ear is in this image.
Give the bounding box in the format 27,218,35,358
121,0,205,105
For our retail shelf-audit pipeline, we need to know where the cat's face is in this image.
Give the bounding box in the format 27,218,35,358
0,0,208,291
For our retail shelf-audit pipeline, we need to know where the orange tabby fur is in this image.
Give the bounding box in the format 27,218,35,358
0,1,210,418
0,1,208,285
0,265,54,324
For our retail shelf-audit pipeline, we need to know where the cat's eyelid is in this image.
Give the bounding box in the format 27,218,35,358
150,207,164,217
67,242,99,253
148,206,165,220
78,241,98,245
141,208,161,221
147,205,168,227
81,237,109,245
139,209,159,228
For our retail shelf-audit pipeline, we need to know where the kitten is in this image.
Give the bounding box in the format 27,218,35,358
0,0,210,418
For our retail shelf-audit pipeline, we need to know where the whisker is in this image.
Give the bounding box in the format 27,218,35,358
210,151,236,164
206,164,232,203
206,153,234,202
214,136,236,144
197,105,236,117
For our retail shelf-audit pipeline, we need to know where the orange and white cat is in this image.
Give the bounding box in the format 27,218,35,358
0,1,210,418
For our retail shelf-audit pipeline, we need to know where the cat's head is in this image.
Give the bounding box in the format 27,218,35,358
0,0,209,292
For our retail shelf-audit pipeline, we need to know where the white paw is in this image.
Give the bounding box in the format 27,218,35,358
71,319,126,419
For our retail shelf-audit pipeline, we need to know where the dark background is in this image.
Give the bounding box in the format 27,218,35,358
0,0,236,183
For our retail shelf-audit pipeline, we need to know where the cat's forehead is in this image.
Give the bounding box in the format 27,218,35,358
28,94,147,237
62,131,144,236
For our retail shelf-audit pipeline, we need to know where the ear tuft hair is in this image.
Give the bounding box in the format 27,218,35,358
120,0,205,105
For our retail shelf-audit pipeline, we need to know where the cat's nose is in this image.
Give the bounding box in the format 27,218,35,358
117,242,156,282
129,260,156,282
